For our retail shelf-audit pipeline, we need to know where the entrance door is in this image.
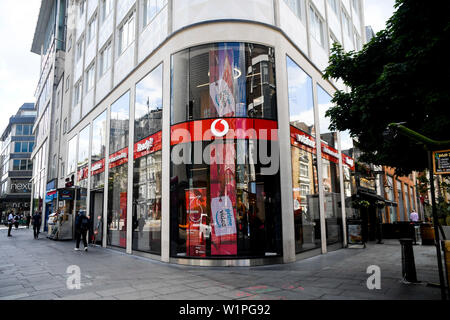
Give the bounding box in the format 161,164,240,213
90,190,104,245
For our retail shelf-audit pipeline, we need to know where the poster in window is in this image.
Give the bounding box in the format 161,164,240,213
185,188,207,257
209,47,235,117
119,192,127,248
210,142,237,255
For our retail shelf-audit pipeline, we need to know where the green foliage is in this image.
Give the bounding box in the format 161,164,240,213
323,0,450,176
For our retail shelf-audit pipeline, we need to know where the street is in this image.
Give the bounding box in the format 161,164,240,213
0,228,443,300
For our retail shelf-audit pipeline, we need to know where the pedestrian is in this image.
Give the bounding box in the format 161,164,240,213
14,213,20,229
409,211,419,222
26,214,31,229
7,212,14,237
32,211,42,239
75,210,90,252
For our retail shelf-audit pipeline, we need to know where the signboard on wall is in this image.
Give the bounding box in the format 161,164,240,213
433,149,450,175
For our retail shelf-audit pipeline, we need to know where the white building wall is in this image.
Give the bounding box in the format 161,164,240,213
98,9,114,50
138,6,168,64
279,0,309,56
116,0,136,26
87,0,98,21
172,0,274,32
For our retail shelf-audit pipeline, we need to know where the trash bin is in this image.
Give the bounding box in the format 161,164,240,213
420,223,435,245
399,238,418,283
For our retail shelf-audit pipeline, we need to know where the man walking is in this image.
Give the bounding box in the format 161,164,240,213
26,214,31,229
32,211,42,239
75,210,90,252
7,211,14,237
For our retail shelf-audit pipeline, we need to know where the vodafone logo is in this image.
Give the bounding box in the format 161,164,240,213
211,119,229,137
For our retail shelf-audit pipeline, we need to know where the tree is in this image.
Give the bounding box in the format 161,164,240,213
323,0,450,176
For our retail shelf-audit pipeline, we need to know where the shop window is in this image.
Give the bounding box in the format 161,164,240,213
171,43,277,125
170,43,281,259
91,111,107,190
107,92,130,248
132,64,163,254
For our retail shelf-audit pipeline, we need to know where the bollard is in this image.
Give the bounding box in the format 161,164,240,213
399,238,418,283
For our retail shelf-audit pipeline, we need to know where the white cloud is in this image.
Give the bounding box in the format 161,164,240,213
0,1,41,135
364,0,396,33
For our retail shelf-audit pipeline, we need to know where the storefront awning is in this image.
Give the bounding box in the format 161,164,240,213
356,190,386,202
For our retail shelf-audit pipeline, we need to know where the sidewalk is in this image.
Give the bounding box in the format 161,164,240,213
0,228,444,300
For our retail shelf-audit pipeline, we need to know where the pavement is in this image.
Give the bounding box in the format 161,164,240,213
0,227,445,300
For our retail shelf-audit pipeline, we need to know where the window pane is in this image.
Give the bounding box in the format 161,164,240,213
110,91,130,154
15,142,21,152
171,43,276,124
16,125,23,136
135,64,163,142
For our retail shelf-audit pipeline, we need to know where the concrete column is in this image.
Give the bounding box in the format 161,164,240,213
102,105,111,248
126,88,136,255
275,46,296,263
161,58,171,263
337,132,348,247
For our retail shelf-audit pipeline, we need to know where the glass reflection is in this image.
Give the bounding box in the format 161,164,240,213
170,141,282,258
132,64,163,254
171,43,277,125
317,85,342,246
91,111,107,190
76,125,90,214
287,56,321,253
107,92,130,248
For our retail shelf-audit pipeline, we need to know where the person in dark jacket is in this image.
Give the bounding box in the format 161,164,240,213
26,214,31,229
7,212,14,237
75,211,90,251
32,211,42,239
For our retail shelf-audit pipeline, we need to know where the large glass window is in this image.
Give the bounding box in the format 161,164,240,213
387,175,397,223
108,92,130,248
170,43,281,259
76,125,90,214
91,111,107,190
170,141,282,258
67,136,78,176
317,85,342,246
171,43,277,125
287,56,321,253
132,64,163,254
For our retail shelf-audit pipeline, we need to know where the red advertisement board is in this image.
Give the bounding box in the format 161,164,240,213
109,147,128,169
91,158,105,176
185,188,207,257
134,131,162,160
119,192,127,248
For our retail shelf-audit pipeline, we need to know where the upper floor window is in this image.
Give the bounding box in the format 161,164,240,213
341,10,351,37
352,0,360,16
99,41,112,77
79,0,86,18
118,13,135,55
309,6,325,48
85,64,95,93
143,0,167,28
14,142,34,153
284,0,304,21
328,0,338,16
74,80,83,106
16,125,33,136
87,15,97,44
13,159,33,171
100,0,113,24
76,37,84,62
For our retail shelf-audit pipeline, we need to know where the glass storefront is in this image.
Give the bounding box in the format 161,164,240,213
132,64,163,254
107,92,130,248
91,111,107,244
170,43,282,259
317,85,342,246
286,56,321,253
76,125,90,214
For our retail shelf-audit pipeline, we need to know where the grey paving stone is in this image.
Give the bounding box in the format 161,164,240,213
96,286,137,297
0,293,30,300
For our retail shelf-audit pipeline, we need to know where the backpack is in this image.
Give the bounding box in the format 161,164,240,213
80,215,89,230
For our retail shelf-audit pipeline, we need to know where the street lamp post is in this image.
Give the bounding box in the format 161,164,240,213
388,123,450,300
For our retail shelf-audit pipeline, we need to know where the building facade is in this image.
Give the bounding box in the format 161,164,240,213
0,104,37,221
33,0,366,266
30,0,67,231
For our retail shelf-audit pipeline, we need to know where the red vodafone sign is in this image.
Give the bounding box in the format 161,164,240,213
210,119,229,137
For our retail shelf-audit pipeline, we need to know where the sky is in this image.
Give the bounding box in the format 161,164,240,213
0,1,41,136
0,0,397,136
